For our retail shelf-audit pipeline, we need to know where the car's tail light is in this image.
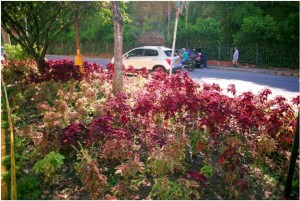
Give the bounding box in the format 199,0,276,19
166,59,171,65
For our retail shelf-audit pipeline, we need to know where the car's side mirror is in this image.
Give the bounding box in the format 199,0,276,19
125,54,129,59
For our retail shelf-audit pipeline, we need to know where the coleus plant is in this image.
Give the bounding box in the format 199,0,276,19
25,61,298,199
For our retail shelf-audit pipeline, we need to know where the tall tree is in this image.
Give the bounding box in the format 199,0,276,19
110,1,124,94
233,15,279,48
1,1,74,72
1,1,98,73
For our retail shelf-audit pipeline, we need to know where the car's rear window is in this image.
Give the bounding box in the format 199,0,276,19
164,50,178,57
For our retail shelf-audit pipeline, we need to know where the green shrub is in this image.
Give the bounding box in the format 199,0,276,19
32,151,65,184
74,145,108,200
150,177,201,200
17,175,42,200
200,165,214,178
4,44,30,61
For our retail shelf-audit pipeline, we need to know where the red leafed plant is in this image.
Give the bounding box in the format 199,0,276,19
5,56,298,199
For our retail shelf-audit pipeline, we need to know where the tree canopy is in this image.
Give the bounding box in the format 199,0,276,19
53,1,298,51
1,1,99,72
2,1,298,64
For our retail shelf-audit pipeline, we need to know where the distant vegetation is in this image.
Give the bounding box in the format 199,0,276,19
2,1,299,68
53,1,299,68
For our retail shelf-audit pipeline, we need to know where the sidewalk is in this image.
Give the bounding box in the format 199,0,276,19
207,65,299,77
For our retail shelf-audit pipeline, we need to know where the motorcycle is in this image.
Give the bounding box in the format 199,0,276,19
194,53,207,68
195,58,205,68
181,60,196,71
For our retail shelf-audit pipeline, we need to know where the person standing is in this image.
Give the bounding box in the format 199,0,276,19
232,47,239,67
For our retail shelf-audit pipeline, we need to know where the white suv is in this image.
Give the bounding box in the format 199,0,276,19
111,46,182,73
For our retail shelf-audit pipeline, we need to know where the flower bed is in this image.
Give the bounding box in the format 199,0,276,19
1,59,299,199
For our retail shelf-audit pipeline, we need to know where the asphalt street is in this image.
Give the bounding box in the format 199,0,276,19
188,68,299,101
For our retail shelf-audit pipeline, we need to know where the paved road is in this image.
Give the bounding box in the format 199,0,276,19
46,55,111,67
188,68,299,101
46,55,299,102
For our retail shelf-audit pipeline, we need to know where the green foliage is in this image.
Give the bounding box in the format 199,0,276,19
233,15,279,47
147,151,170,177
47,1,299,68
150,177,174,200
190,129,204,155
200,166,214,178
2,171,42,200
113,154,146,198
177,17,224,47
147,135,187,177
2,148,42,199
2,155,11,169
17,175,42,200
115,154,145,182
1,60,38,85
189,129,212,163
1,1,75,69
150,177,201,200
32,151,65,184
3,44,30,61
74,145,108,200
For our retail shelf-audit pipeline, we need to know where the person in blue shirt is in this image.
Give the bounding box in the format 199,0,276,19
180,48,189,64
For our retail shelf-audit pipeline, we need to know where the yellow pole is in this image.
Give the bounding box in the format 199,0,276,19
1,128,8,200
74,11,84,73
1,77,17,200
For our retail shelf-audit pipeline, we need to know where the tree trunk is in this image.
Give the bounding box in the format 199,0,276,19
110,1,123,95
37,55,47,73
1,28,11,44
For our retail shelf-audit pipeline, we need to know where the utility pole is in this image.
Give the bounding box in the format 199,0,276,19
74,10,84,73
185,2,190,48
169,1,185,76
167,1,171,42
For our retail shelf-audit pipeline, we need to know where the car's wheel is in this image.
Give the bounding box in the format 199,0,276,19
153,66,166,72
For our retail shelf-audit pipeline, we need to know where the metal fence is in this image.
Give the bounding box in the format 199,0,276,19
48,41,299,69
47,41,114,56
198,44,299,69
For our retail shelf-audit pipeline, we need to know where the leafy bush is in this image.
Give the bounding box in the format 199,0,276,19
200,166,214,178
3,44,30,61
1,60,38,84
150,176,205,200
147,134,187,176
17,175,42,200
113,154,146,198
74,145,108,200
32,151,65,184
25,60,105,83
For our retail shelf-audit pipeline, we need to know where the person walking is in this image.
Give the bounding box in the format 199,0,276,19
232,47,239,67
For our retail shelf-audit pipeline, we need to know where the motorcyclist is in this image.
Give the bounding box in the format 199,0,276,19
180,48,189,65
190,48,198,61
201,52,208,68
